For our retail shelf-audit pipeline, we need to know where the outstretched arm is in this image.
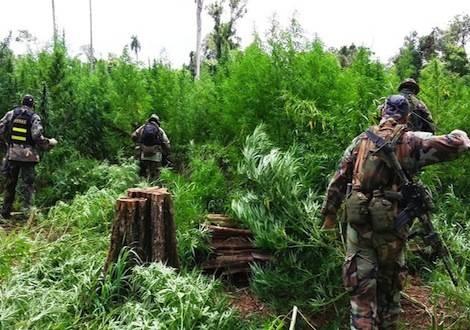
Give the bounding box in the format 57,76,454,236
131,125,144,143
31,114,56,149
414,130,470,168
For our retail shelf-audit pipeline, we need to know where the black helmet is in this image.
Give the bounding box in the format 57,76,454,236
148,114,161,125
398,78,420,95
22,94,35,108
383,95,409,121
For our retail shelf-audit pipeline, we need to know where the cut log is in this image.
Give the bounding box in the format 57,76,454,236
163,195,179,269
215,249,258,256
221,267,252,276
150,192,165,261
205,225,252,237
201,254,255,269
212,236,252,247
206,213,231,221
104,187,179,273
206,213,239,228
104,197,147,273
252,252,273,261
200,214,272,280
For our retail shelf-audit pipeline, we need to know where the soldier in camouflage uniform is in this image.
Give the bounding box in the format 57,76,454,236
0,95,57,220
379,78,435,133
398,78,435,133
322,95,469,330
132,114,170,180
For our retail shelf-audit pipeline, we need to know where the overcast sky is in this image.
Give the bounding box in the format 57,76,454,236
0,0,469,67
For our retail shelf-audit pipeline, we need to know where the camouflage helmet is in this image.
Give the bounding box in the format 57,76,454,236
148,114,161,125
382,94,410,121
22,94,35,108
398,78,420,95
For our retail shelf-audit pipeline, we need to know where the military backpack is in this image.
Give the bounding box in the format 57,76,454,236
140,122,163,147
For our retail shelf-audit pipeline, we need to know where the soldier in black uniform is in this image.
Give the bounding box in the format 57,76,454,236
0,95,57,221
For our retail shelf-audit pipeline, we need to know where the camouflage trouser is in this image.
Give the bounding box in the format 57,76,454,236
139,160,161,181
343,223,407,330
1,160,36,217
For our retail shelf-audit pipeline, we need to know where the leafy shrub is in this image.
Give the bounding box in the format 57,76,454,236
232,126,344,311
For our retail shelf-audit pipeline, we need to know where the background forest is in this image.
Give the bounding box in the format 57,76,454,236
0,5,469,329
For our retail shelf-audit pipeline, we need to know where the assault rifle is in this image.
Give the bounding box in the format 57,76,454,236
366,129,459,287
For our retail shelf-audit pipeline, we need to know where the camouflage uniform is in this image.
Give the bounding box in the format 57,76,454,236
0,104,55,218
399,90,434,133
132,120,170,180
378,79,435,133
322,116,469,330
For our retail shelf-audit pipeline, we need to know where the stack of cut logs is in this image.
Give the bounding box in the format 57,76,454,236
104,187,179,272
200,214,272,277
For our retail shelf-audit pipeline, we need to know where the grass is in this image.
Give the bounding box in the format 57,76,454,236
0,160,277,329
1,137,468,329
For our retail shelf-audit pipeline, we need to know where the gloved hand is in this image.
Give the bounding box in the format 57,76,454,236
48,138,58,147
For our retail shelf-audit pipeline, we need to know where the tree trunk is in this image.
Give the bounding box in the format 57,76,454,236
103,197,147,273
51,0,57,45
104,187,179,273
195,0,203,80
89,0,94,63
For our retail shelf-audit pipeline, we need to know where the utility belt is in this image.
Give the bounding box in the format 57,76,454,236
345,188,403,233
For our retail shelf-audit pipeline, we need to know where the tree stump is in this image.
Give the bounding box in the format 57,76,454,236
104,187,179,273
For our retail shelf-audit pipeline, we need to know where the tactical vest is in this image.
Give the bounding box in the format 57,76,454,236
8,107,34,146
346,121,408,233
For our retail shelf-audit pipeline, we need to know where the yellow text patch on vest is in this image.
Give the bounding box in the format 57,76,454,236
13,118,28,125
11,135,27,141
12,127,27,133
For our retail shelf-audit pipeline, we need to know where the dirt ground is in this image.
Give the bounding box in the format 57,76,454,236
228,277,458,329
227,287,272,318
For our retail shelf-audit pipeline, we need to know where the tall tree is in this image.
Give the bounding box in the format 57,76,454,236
130,35,141,62
205,0,247,62
447,14,470,48
336,44,358,67
0,33,16,113
195,0,203,80
418,27,443,62
51,0,57,45
393,31,423,80
89,0,94,62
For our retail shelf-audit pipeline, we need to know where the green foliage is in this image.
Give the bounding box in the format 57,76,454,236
232,126,344,311
0,14,469,328
36,147,139,206
0,33,16,112
419,59,470,197
0,161,248,329
422,190,470,325
0,230,31,280
394,32,422,80
160,146,232,266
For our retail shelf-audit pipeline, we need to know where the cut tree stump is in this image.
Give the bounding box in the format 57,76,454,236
104,187,179,273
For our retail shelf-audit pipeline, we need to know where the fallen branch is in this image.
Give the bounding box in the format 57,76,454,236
401,291,434,323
